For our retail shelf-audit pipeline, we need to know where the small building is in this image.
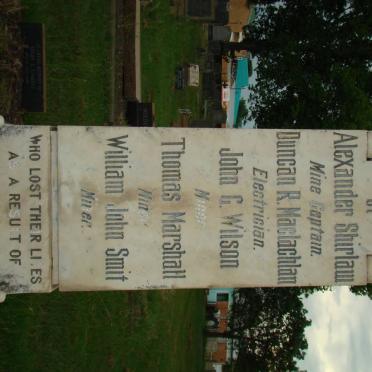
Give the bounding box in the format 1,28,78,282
207,288,234,332
205,288,235,366
227,0,253,33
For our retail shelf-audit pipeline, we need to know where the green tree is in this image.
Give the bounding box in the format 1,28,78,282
215,288,312,371
222,0,372,129
350,284,372,299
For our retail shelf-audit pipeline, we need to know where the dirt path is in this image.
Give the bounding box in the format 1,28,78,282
111,0,141,125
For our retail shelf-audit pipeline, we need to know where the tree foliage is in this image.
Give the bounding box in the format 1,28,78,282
223,0,372,129
350,284,372,299
236,99,249,128
232,0,372,298
227,288,311,372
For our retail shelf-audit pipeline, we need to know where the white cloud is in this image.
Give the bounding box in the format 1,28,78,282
299,287,372,372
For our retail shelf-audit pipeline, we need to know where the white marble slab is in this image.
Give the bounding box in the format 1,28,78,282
58,127,372,290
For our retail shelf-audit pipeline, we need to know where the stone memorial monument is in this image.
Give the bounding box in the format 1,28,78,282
1,124,372,300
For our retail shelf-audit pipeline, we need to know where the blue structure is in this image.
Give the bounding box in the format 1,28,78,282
227,57,252,128
233,58,250,126
207,288,234,304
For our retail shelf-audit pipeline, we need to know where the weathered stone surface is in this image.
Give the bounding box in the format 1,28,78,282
0,125,53,293
58,127,372,291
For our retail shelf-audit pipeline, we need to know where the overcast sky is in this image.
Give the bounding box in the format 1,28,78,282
298,287,372,372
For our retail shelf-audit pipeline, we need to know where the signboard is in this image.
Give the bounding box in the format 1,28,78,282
58,127,372,291
187,64,199,87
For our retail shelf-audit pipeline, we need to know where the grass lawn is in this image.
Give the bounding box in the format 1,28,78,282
141,0,207,126
0,290,206,371
21,0,112,125
0,2,207,371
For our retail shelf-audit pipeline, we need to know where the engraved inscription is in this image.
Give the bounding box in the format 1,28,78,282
138,188,152,224
81,189,95,228
194,188,210,226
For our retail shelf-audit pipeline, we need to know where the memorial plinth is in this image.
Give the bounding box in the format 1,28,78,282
0,125,54,294
1,124,372,297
